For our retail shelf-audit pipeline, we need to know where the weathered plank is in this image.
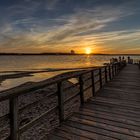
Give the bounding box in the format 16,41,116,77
73,112,140,131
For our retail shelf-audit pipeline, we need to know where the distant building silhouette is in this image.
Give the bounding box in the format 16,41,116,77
71,50,75,54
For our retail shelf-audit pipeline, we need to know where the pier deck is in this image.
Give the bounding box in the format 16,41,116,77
48,64,140,140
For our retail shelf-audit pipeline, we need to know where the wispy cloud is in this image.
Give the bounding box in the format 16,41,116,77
0,0,140,53
34,5,134,44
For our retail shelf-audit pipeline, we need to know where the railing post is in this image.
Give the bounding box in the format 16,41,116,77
115,64,117,74
10,97,19,140
114,64,116,75
116,64,118,74
109,65,111,80
79,75,84,105
99,68,102,88
105,67,108,83
116,63,119,74
118,62,121,72
114,64,116,76
112,65,114,78
91,70,95,96
117,63,119,74
57,82,64,123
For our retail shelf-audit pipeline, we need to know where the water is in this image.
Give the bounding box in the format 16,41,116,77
0,55,112,71
0,55,140,91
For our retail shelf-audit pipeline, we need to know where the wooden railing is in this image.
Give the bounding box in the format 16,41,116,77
0,62,126,140
133,59,140,69
139,61,140,69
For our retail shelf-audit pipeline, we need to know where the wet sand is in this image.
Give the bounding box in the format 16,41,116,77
0,66,98,91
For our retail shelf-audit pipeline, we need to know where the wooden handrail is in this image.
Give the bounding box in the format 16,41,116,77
134,59,140,69
0,68,99,101
0,62,126,139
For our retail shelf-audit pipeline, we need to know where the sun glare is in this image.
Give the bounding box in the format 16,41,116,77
85,48,91,54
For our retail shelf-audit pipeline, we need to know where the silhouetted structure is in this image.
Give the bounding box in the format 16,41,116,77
70,50,75,54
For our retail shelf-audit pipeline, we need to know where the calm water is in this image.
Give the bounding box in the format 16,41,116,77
0,55,115,71
0,55,140,91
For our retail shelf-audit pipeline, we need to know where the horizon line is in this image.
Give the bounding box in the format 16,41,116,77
0,52,140,55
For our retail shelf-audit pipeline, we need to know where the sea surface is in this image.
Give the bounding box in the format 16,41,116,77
0,55,140,91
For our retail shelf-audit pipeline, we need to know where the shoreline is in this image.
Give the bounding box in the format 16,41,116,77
0,66,98,92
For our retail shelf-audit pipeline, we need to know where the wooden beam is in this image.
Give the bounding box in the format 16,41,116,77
9,97,19,140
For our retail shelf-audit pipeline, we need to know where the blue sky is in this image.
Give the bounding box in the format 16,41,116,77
0,0,140,54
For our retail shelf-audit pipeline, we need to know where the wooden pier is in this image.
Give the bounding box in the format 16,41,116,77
48,64,140,140
0,61,140,140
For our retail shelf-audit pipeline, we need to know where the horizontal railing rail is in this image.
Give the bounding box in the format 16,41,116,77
0,61,126,140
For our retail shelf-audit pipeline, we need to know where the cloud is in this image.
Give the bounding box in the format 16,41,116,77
45,0,59,10
38,5,134,45
0,1,140,53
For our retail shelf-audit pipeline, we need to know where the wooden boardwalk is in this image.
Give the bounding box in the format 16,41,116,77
48,64,140,140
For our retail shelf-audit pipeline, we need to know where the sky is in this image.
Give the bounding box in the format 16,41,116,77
0,0,140,54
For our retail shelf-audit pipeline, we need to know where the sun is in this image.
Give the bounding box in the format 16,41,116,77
85,47,92,54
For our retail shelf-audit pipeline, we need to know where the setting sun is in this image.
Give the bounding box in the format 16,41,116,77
85,48,92,54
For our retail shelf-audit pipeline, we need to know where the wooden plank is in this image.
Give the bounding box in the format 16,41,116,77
88,100,140,114
104,86,140,93
74,112,140,131
64,120,140,140
84,102,140,117
106,84,140,90
59,124,117,140
47,133,68,140
78,109,140,128
98,91,140,102
51,128,90,140
69,116,140,138
83,104,140,123
90,97,140,109
79,108,140,126
89,101,140,113
105,84,140,91
99,88,140,97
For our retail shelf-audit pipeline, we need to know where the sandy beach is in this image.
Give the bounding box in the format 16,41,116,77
0,69,99,139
